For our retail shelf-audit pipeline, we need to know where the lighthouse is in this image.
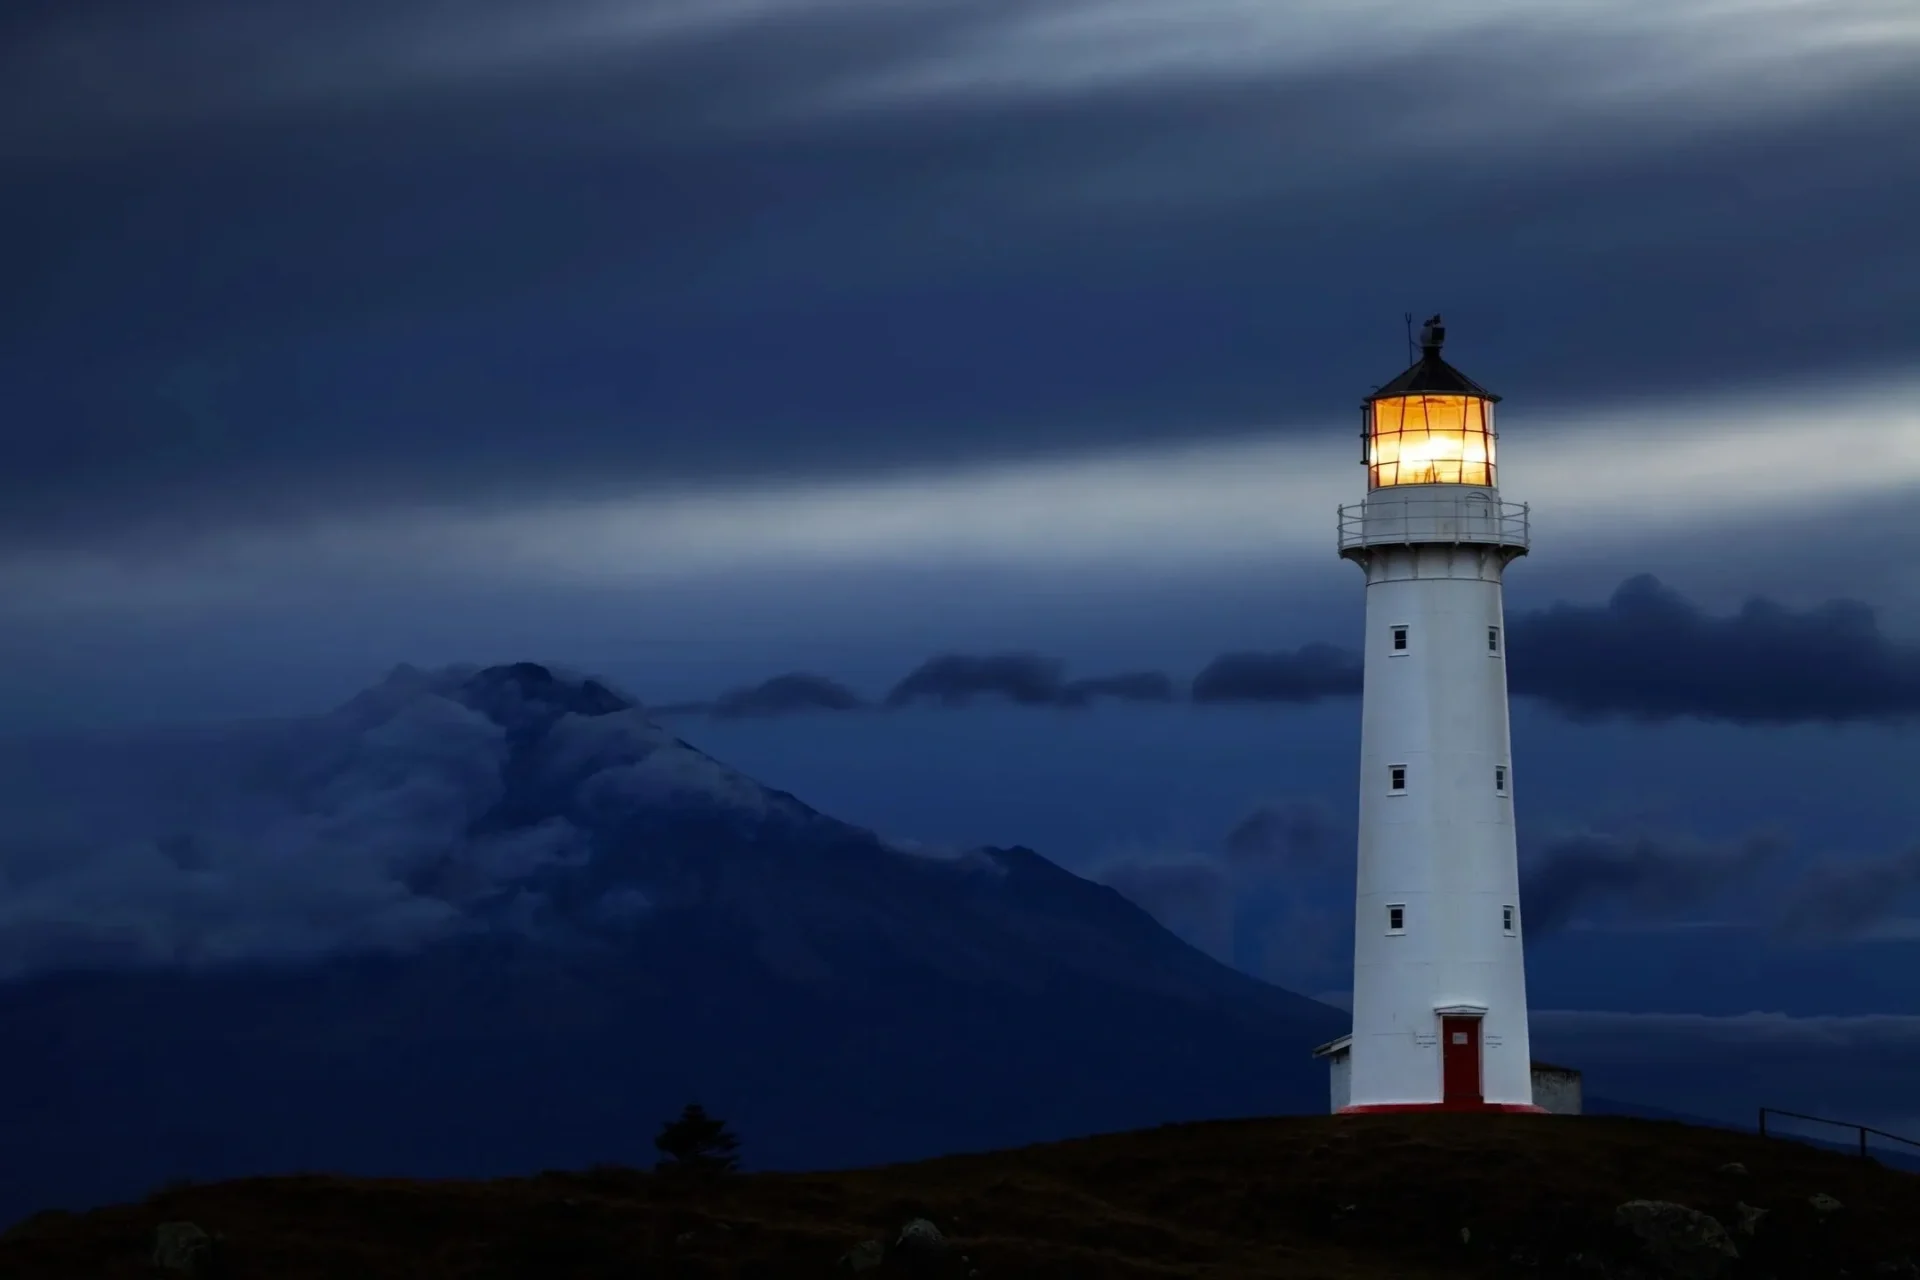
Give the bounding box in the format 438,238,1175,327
1311,316,1546,1114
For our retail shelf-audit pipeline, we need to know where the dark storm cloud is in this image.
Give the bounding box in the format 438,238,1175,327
649,656,1175,716
1223,800,1340,870
1,1,1916,553
1188,577,1920,723
1189,645,1364,705
885,654,1174,709
1776,846,1920,940
1094,799,1349,981
1519,830,1789,936
1179,578,1920,723
645,576,1920,724
707,673,869,719
1506,575,1920,725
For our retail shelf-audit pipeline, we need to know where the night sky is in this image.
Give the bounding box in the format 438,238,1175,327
3,0,1919,1141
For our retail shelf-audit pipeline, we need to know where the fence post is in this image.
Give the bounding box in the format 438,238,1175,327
1758,1108,1767,1138
1860,1127,1868,1160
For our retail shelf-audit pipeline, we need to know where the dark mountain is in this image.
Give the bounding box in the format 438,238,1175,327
0,663,1346,1224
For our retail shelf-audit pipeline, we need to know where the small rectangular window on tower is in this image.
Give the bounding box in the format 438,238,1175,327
1494,766,1508,795
1489,626,1501,654
1387,904,1406,934
1502,905,1516,934
1390,625,1409,653
1388,764,1407,793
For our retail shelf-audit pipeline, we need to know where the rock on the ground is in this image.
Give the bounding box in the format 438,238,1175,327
1811,1193,1844,1217
836,1239,886,1273
151,1222,215,1275
1734,1202,1768,1237
1614,1200,1740,1280
889,1218,966,1275
895,1219,945,1252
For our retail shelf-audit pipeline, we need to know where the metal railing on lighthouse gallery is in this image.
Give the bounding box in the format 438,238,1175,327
1337,492,1531,553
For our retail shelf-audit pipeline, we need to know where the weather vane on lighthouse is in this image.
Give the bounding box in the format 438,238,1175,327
1311,315,1547,1114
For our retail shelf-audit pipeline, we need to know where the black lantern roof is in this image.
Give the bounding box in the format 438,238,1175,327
1365,315,1502,403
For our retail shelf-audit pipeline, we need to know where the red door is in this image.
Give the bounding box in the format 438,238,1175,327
1441,1017,1482,1104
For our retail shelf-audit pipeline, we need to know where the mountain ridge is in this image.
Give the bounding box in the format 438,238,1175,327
0,661,1347,1223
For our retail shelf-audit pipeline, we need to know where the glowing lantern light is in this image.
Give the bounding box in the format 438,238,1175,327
1362,315,1500,489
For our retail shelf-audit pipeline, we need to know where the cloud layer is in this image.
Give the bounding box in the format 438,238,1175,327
2,0,1915,558
643,577,1920,725
1519,829,1788,937
1508,574,1920,724
0,662,831,980
1092,797,1351,991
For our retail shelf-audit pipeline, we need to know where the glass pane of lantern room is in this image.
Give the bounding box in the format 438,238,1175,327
1368,404,1404,487
1369,395,1496,489
1421,396,1469,485
1463,401,1494,487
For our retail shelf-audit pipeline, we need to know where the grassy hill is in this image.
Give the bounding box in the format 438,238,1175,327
5,1112,1918,1278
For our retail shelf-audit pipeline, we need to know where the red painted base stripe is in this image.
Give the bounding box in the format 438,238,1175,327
1337,1102,1548,1114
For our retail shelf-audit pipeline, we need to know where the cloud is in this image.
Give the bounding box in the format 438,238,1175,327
884,653,1173,709
1507,574,1920,724
709,672,869,718
1223,799,1340,870
1776,845,1920,940
1190,644,1363,705
0,663,723,980
1517,831,1920,943
1184,576,1920,725
1093,798,1351,986
1,1,1916,560
1519,829,1788,936
12,1,1913,148
15,381,1917,615
1097,849,1347,994
1182,576,1920,724
0,0,932,151
0,688,510,976
621,576,1920,727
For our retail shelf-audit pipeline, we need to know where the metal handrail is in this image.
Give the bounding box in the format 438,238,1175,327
1757,1107,1920,1160
1336,494,1531,552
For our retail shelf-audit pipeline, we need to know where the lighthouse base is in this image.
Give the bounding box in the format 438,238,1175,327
1337,1101,1547,1115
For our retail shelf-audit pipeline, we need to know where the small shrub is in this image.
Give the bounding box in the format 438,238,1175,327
654,1102,741,1180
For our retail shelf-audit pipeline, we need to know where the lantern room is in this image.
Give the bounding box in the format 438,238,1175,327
1362,315,1501,489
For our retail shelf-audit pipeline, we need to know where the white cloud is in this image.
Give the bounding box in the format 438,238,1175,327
5,374,1917,621
0,668,648,978
8,0,1915,159
1,0,855,147
824,0,1920,130
1853,917,1920,940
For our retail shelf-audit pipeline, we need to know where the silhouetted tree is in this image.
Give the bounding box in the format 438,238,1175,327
653,1102,740,1178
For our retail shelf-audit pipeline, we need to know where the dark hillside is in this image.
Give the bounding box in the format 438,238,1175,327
7,1112,1917,1278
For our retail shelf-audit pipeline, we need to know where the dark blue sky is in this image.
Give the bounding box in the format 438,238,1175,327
2,0,1919,1139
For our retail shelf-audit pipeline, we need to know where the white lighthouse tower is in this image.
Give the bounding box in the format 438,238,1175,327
1312,316,1545,1114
